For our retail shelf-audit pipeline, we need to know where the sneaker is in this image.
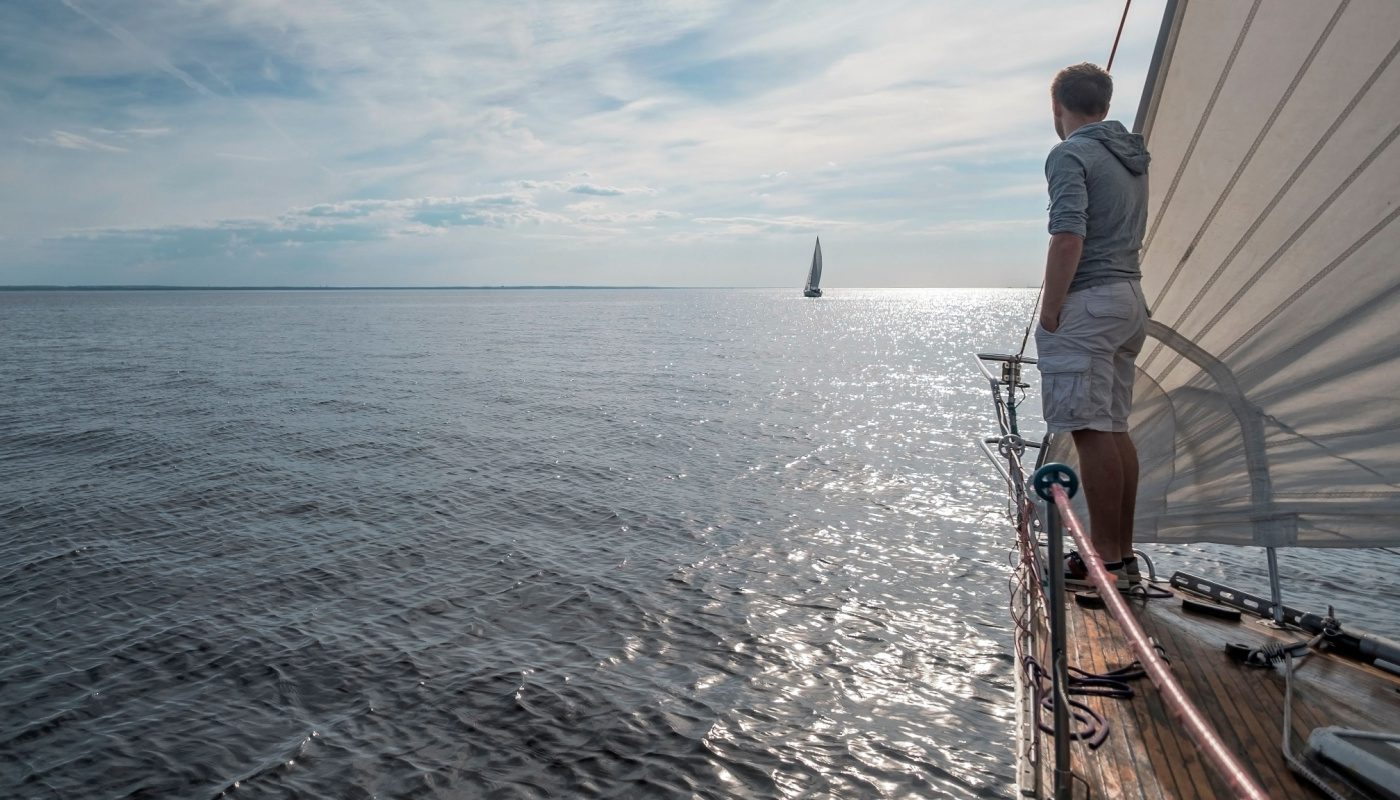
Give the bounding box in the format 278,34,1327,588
1065,552,1134,592
1064,552,1094,588
1111,564,1134,593
1123,556,1144,587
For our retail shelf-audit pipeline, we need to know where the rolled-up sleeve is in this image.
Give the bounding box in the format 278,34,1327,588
1045,147,1087,237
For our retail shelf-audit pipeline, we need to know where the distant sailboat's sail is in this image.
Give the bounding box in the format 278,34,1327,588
1047,0,1400,548
806,237,823,293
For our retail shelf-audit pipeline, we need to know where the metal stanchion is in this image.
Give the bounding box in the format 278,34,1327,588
1033,463,1080,800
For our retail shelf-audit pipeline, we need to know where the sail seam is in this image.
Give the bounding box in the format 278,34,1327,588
1144,0,1347,323
1141,33,1400,371
1273,492,1400,499
1155,121,1400,379
1140,0,1261,257
1217,204,1400,365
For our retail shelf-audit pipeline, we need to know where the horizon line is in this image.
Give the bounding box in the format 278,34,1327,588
0,284,1041,292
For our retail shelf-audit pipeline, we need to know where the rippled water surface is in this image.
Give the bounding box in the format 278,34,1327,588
3,289,1395,799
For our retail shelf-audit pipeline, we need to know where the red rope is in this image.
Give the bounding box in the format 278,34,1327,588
1106,0,1133,72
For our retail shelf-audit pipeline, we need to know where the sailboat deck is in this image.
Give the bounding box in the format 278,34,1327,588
1030,582,1400,799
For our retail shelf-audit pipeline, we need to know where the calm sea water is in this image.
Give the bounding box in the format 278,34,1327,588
2,289,1395,799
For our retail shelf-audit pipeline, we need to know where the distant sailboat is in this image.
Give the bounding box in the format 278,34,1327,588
803,237,823,297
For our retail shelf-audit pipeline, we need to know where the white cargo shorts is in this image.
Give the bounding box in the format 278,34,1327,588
1034,280,1148,433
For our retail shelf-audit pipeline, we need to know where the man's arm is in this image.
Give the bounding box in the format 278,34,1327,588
1042,144,1088,332
1040,232,1083,332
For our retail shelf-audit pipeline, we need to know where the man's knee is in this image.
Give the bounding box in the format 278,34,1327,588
1070,428,1116,449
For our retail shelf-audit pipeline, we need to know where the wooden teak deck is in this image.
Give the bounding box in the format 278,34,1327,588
1022,580,1400,799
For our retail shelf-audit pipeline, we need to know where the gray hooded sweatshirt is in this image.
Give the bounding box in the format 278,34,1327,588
1045,120,1150,293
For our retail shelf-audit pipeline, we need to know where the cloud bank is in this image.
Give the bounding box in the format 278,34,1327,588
0,0,1170,286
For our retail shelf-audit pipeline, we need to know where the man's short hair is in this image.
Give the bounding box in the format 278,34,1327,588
1052,63,1113,117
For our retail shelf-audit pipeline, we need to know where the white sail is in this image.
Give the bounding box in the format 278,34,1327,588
1047,0,1400,548
806,237,822,293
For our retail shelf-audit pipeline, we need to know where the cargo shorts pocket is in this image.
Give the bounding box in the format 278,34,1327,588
1087,302,1132,319
1037,354,1092,423
1085,285,1135,319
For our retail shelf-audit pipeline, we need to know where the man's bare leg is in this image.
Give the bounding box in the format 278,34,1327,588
1069,429,1124,564
1115,432,1139,562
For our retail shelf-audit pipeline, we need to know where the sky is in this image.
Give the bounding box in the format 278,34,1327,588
1,0,1168,287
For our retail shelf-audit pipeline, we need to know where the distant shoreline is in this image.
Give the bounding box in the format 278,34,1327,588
0,285,688,292
0,285,1039,291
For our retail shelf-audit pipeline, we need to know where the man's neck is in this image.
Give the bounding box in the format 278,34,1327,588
1061,114,1107,140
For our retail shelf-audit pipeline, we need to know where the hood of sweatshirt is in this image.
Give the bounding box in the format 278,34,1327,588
1071,120,1150,176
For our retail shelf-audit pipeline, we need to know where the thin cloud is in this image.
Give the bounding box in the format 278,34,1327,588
58,194,567,250
25,130,128,153
517,180,658,196
214,152,278,162
922,218,1043,235
90,127,172,139
576,209,680,224
59,0,219,99
59,0,315,164
568,184,628,196
693,214,867,234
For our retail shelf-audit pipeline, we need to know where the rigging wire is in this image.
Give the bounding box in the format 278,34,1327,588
1016,282,1044,357
1020,0,1134,358
1107,0,1133,73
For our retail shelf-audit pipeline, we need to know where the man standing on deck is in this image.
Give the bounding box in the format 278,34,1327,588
1036,63,1150,591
